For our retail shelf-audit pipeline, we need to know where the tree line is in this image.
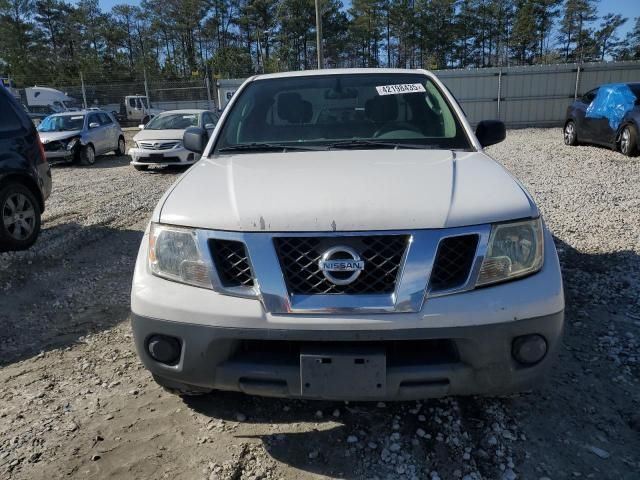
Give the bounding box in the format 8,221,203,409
1,0,639,86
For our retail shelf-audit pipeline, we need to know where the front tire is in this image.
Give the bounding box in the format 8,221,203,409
79,144,96,166
0,183,42,252
115,136,126,156
619,125,638,157
564,121,578,146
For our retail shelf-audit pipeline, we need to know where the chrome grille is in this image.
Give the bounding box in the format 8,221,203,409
429,235,479,291
209,240,254,287
139,141,179,150
273,235,409,295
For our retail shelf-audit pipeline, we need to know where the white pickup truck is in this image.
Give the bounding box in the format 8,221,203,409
131,69,564,400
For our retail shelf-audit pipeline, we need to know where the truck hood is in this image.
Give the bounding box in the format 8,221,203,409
159,149,537,231
38,130,82,143
133,129,185,142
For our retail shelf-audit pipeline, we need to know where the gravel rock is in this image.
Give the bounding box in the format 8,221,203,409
587,445,610,459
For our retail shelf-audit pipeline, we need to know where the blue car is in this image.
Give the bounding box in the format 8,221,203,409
564,82,640,157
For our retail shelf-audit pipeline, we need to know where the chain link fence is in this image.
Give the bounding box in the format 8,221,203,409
6,60,640,128
7,73,216,126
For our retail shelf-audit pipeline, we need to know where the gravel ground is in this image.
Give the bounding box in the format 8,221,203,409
0,128,639,480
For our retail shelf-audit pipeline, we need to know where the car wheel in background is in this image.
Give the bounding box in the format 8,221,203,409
134,165,148,171
79,144,96,166
0,183,42,252
619,125,638,157
563,121,578,146
115,136,126,156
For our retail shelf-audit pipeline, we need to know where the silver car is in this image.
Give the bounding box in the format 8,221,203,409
38,110,125,165
128,109,219,171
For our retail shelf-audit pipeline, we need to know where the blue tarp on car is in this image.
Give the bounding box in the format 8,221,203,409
586,83,637,130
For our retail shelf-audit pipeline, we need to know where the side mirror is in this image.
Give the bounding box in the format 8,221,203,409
475,120,506,148
138,124,145,129
183,127,208,154
89,122,100,129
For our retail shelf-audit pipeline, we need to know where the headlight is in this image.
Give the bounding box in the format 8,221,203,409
476,218,544,287
148,223,212,288
66,138,78,150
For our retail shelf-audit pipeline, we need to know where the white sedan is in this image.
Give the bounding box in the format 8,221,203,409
128,109,219,171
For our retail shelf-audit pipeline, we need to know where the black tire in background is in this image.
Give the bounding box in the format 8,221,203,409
134,165,148,171
619,124,638,157
115,136,126,156
0,183,42,252
79,144,96,166
564,121,578,146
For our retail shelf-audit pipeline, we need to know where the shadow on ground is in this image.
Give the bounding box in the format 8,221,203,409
0,222,143,365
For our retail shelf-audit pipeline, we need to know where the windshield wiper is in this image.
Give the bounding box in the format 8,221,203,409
327,140,437,150
217,143,324,153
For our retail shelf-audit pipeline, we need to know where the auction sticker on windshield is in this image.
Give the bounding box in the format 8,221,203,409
376,84,426,95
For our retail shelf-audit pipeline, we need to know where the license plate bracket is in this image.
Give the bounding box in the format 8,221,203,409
300,346,386,398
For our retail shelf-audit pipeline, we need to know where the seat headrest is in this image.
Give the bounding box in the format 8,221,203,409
365,95,399,123
277,92,313,123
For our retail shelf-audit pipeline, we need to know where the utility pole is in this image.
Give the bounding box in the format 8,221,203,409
143,67,151,104
315,0,324,69
80,71,88,110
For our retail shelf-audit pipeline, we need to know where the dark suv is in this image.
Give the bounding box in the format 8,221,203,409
0,85,52,251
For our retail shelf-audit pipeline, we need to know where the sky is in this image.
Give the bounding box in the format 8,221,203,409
96,0,637,37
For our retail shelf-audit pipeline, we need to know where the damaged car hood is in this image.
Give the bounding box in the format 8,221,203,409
158,149,537,231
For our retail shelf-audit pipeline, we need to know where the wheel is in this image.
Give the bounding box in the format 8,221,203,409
115,136,126,156
134,165,148,171
152,374,211,397
0,183,41,252
79,144,96,166
564,121,578,146
619,124,638,157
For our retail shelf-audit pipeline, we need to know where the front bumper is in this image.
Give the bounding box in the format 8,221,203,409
128,147,198,166
131,226,564,400
132,311,564,400
44,150,74,162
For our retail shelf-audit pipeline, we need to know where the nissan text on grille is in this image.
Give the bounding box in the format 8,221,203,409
131,69,564,400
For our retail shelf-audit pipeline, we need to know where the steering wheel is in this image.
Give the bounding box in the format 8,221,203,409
373,122,422,138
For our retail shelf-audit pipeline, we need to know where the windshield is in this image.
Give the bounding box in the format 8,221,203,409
145,113,199,130
38,114,85,132
215,73,471,154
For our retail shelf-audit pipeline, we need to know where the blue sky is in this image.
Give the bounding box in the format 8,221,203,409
98,0,636,36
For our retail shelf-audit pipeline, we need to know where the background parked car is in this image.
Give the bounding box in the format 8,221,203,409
37,110,125,165
564,82,640,157
128,109,219,171
0,85,52,251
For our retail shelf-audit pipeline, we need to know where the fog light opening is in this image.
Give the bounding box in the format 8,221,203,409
147,335,181,365
512,334,547,365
